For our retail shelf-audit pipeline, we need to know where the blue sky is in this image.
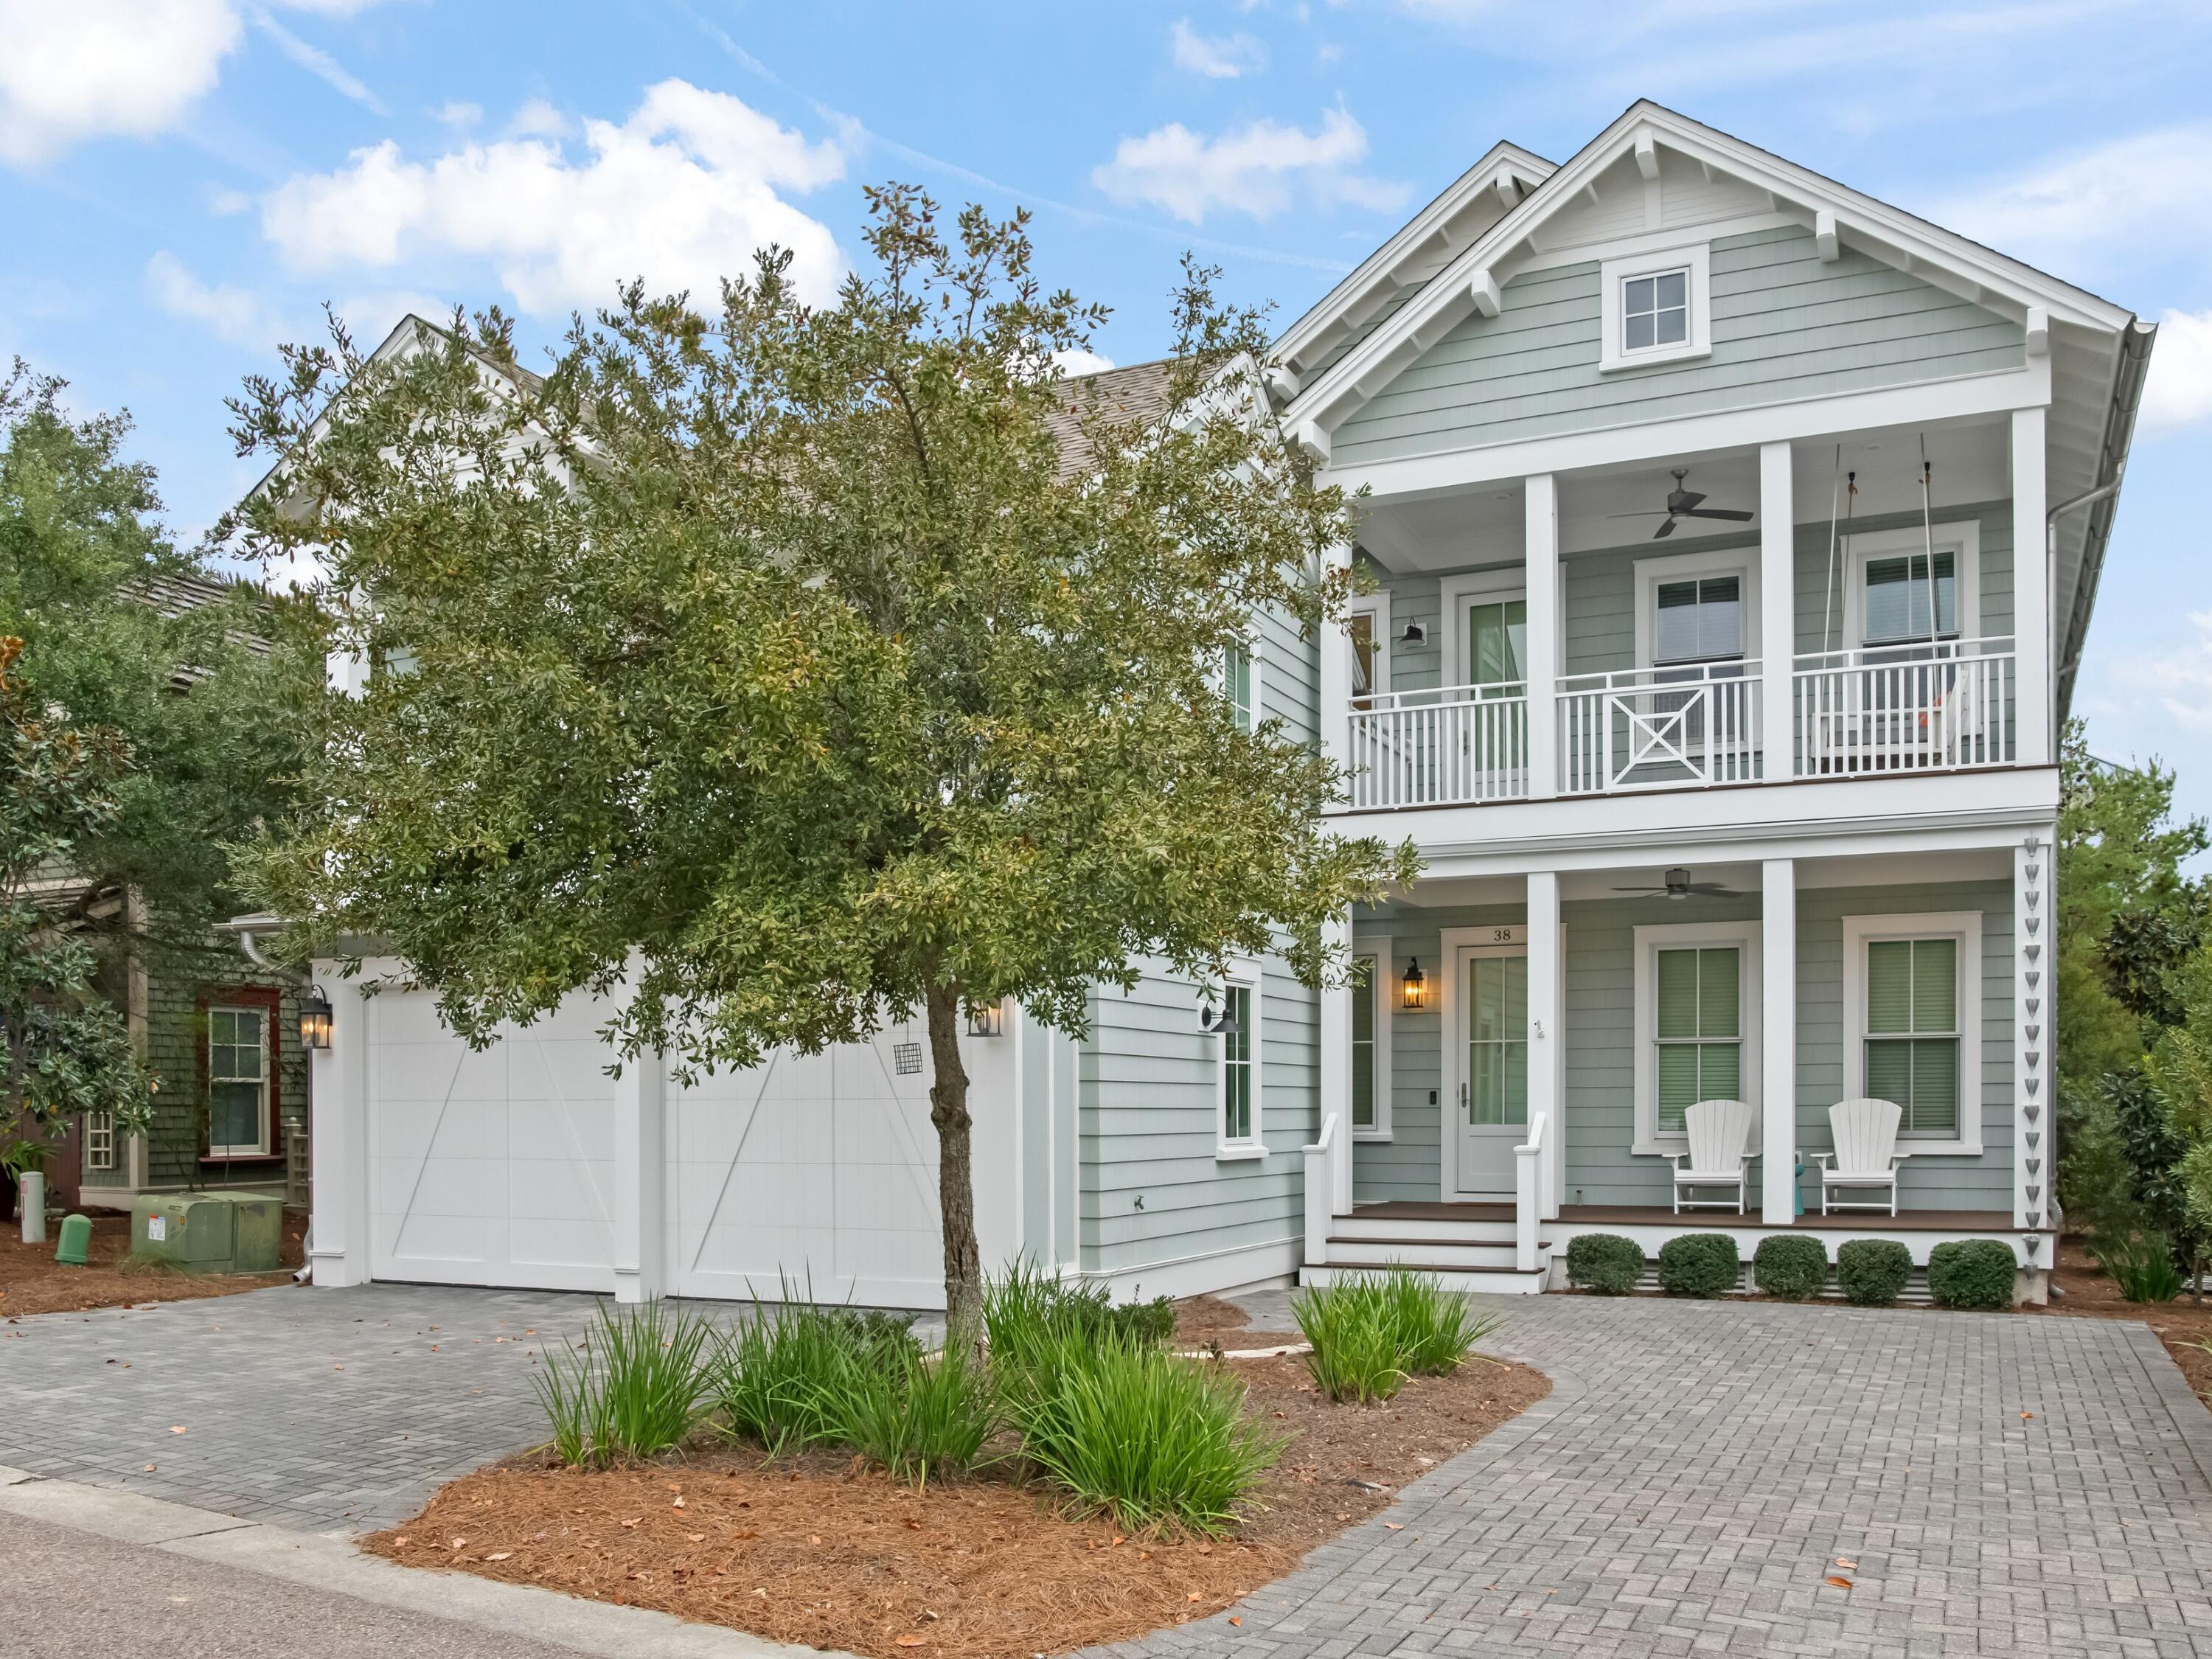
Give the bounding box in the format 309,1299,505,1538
6,0,2212,827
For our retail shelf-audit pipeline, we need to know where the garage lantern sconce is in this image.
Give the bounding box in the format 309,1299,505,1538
1198,998,1239,1037
299,987,334,1050
1401,959,1427,1011
966,1004,1005,1037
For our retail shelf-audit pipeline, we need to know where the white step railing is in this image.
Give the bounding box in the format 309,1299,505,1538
1792,638,2014,778
1557,661,1761,795
1514,1110,1549,1274
1346,683,1529,809
1302,1111,1350,1268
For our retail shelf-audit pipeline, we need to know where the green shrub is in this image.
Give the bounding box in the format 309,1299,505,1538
983,1261,1171,1398
1006,1336,1281,1536
1752,1235,1829,1300
1835,1239,1913,1306
2090,1233,2185,1303
1293,1276,1407,1404
834,1343,996,1488
1927,1239,2018,1310
1655,1233,1740,1298
712,1292,914,1453
1565,1233,1644,1294
533,1301,713,1468
1379,1269,1498,1376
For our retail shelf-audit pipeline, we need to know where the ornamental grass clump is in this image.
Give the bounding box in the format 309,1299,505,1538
1927,1239,2018,1310
2090,1232,2185,1303
533,1300,714,1468
1835,1239,1913,1306
1006,1335,1281,1537
1655,1233,1741,1298
834,1342,997,1488
1752,1235,1830,1300
1293,1268,1498,1404
712,1287,918,1454
983,1260,1172,1399
1564,1233,1644,1294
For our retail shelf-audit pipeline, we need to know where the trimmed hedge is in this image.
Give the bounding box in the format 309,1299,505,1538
1836,1239,1913,1306
1927,1239,2017,1310
1655,1233,1740,1298
1565,1232,1645,1295
1752,1235,1829,1299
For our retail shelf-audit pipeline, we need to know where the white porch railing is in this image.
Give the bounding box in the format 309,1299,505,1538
1792,637,2014,779
1346,683,1530,809
1557,661,1761,795
1514,1110,1549,1274
1302,1111,1351,1268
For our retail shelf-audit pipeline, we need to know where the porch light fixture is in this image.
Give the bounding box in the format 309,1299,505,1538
1401,959,1428,1011
966,1003,1005,1038
1198,998,1240,1037
1398,619,1427,647
299,987,334,1051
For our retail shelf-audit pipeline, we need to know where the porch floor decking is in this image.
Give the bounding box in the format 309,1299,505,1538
1350,1199,2020,1231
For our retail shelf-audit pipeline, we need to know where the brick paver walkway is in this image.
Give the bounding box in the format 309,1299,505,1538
1108,1290,2212,1659
6,1282,2210,1655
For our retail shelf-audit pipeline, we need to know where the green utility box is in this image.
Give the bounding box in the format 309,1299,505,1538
130,1192,284,1274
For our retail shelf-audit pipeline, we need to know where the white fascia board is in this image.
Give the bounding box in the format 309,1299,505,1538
1322,361,2053,504
1291,101,2130,439
1273,140,1555,372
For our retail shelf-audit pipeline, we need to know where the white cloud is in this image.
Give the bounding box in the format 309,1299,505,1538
333,287,456,344
1937,124,2212,284
258,79,847,313
1169,19,1268,78
2121,609,2212,733
146,251,289,350
251,7,386,113
507,97,569,139
2140,309,2212,431
1053,347,1116,378
0,0,241,166
433,100,483,128
1091,106,1406,225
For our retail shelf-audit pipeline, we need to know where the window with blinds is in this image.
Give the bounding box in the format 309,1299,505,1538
1655,947,1741,1133
1865,937,1959,1133
1351,954,1377,1130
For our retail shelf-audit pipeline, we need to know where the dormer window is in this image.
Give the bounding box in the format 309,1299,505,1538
1599,244,1711,372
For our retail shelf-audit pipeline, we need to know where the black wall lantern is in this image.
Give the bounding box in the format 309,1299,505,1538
299,987,334,1051
1401,959,1428,1011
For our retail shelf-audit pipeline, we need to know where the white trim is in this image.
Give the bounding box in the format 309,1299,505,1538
1086,1234,1301,1304
1633,542,1760,669
1347,586,1392,707
1631,919,1762,1157
1350,935,1394,1140
1213,960,1265,1159
1840,911,1984,1156
1600,243,1711,374
206,1004,274,1158
1439,568,1530,688
1837,520,1982,650
1517,211,1801,279
1440,930,1534,1200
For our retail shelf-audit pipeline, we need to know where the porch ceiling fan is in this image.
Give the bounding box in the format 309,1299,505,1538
1610,469,1755,540
1613,866,1738,900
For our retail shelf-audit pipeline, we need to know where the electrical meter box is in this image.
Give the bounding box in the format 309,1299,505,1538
131,1192,284,1273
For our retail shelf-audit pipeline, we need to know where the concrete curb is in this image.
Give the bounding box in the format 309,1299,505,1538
0,1467,850,1659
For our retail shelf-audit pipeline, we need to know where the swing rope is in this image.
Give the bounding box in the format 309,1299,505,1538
1822,444,1841,654
1919,433,1935,642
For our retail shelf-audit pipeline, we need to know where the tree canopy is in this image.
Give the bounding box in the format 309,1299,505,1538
223,189,1419,1328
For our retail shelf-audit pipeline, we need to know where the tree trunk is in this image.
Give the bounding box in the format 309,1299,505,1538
925,981,984,1349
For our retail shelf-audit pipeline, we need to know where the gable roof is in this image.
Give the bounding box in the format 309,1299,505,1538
1044,359,1177,481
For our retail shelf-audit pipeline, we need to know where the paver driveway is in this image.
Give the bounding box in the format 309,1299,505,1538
5,1281,2211,1656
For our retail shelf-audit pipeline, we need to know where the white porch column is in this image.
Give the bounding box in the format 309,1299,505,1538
1526,871,1562,1219
1320,540,1352,784
1524,476,1560,799
1316,909,1354,1231
1760,860,1798,1225
2011,407,2052,766
307,971,371,1287
611,1047,667,1304
1759,441,1795,781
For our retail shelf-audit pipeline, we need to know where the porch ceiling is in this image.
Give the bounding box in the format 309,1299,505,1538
1384,845,2012,908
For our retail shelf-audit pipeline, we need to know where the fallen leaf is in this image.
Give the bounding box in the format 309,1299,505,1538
486,1552,512,1562
1825,1576,1853,1589
895,1637,927,1648
2020,1411,2034,1420
393,1537,408,1547
1228,1618,1242,1627
1835,1557,1857,1569
672,1497,686,1509
169,1426,188,1435
620,1518,641,1528
1187,1593,1203,1603
902,1519,922,1531
732,1530,758,1541
1384,1523,1405,1531
686,1533,705,1543
810,1534,823,1545
143,1464,157,1472
450,1539,467,1551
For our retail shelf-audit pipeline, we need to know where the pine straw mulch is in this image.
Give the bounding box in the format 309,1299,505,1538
365,1308,1549,1659
0,1211,303,1319
2024,1235,2212,1408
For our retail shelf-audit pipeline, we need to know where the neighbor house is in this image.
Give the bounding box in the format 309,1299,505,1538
295,102,2149,1307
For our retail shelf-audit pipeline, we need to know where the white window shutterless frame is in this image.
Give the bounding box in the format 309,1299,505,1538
1599,243,1712,373
1632,920,1761,1155
1350,941,1393,1139
208,1005,272,1156
1214,965,1265,1161
1837,523,1981,650
1841,911,1983,1155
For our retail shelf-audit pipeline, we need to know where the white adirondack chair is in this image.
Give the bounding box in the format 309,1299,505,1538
1670,1099,1757,1214
1813,1097,1905,1215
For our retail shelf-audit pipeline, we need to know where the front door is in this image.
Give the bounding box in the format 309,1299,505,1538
1455,945,1528,1196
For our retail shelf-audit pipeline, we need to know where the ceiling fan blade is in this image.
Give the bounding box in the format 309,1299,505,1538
1669,489,1708,512
1686,883,1736,895
1679,507,1755,522
1652,516,1677,539
1607,509,1670,518
1610,886,1666,894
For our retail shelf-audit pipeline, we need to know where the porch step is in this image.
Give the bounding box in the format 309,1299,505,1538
1300,1260,1550,1296
1330,1214,1521,1245
1325,1234,1551,1270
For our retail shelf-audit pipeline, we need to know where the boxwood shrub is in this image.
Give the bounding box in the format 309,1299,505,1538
1655,1233,1740,1298
1836,1239,1913,1306
1927,1239,2018,1310
1752,1234,1829,1299
1565,1232,1645,1295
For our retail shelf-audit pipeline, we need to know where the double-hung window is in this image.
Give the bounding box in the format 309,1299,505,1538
1224,644,1254,731
1652,575,1744,745
1863,552,1958,647
1864,938,1960,1135
1217,981,1260,1154
208,1006,271,1156
1655,947,1742,1133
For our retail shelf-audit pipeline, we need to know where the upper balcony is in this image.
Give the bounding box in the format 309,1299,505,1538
1324,413,2053,839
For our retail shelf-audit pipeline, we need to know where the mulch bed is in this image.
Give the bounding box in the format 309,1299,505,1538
366,1301,1549,1659
0,1210,303,1319
2028,1235,2212,1406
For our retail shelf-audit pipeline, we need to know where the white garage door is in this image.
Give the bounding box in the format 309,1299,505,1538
366,990,618,1292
